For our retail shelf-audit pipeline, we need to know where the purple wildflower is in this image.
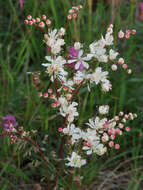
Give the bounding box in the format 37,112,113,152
2,115,18,131
139,3,143,10
67,47,91,71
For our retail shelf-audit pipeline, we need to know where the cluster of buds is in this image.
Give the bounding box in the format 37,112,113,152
24,15,51,28
67,5,83,20
38,88,61,108
108,27,136,74
118,29,136,39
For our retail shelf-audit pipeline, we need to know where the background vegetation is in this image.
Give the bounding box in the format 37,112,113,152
0,0,143,189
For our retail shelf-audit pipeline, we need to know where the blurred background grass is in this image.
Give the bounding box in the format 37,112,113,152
0,0,143,189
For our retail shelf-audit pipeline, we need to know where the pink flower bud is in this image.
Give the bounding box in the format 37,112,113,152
50,94,55,99
132,29,136,35
44,34,49,39
24,20,28,24
66,93,72,100
108,130,112,135
36,18,40,22
119,111,124,116
104,123,109,127
79,5,83,9
115,144,120,149
122,64,128,69
73,13,77,18
125,126,130,132
111,64,117,71
18,126,23,131
110,135,115,140
48,88,53,93
38,92,42,97
51,103,56,108
109,141,114,147
42,15,46,20
87,142,92,147
39,22,45,28
27,15,32,20
43,92,48,98
67,14,72,20
118,58,124,65
28,21,33,25
55,100,60,106
63,86,68,91
109,24,113,28
31,18,36,23
69,9,75,13
116,128,120,133
75,7,79,11
126,29,131,34
61,80,65,85
58,128,63,132
125,33,130,39
46,19,51,25
119,123,124,128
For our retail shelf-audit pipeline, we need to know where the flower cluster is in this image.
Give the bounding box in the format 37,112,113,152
22,7,138,168
1,5,137,171
67,5,83,20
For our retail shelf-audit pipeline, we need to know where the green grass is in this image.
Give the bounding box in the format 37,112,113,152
0,0,143,189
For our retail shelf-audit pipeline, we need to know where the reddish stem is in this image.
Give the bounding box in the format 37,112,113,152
24,136,50,189
67,167,74,189
53,74,59,99
72,80,85,100
53,136,65,189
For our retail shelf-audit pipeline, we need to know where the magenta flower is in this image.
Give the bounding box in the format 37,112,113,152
2,115,18,131
67,47,91,71
139,3,143,10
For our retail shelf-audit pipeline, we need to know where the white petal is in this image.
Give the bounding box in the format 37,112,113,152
45,56,53,62
78,50,83,57
68,59,77,64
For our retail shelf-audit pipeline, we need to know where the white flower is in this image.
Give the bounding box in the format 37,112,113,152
45,29,65,54
88,67,108,85
73,71,88,84
58,27,65,36
118,30,124,38
66,152,86,168
101,81,112,92
86,117,107,130
99,105,109,115
42,56,67,80
67,124,82,140
67,102,79,123
105,33,114,46
109,49,118,60
95,144,107,155
58,97,79,122
98,54,108,63
88,39,107,63
74,42,82,50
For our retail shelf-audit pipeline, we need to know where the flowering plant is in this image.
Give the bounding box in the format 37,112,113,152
1,5,137,190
